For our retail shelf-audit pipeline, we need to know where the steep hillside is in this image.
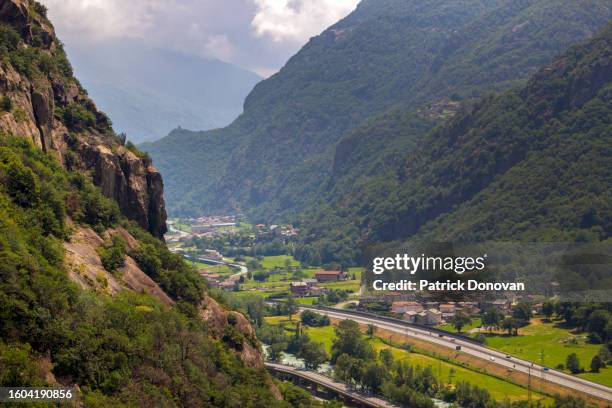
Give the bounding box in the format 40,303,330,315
296,22,612,266
0,138,280,405
0,1,285,405
0,0,166,237
143,0,611,220
65,39,262,143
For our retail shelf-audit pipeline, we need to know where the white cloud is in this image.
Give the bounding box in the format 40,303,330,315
251,0,358,43
203,34,236,61
39,0,360,77
40,0,163,41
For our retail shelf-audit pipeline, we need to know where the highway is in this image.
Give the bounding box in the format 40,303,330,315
298,305,612,402
265,362,399,408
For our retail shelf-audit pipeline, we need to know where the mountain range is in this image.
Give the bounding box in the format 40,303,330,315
296,21,612,268
143,0,611,227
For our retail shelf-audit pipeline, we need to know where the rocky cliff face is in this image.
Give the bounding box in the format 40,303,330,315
0,0,166,237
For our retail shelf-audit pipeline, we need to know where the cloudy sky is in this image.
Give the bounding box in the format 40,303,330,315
40,0,360,77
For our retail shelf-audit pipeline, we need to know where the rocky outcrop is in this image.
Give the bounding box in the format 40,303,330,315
0,0,166,237
200,296,264,369
65,224,174,305
76,142,167,238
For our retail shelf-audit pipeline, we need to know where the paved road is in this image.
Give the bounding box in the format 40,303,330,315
179,253,248,279
166,225,248,278
265,362,398,408
299,306,612,402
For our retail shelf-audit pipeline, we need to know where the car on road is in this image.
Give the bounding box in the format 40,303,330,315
450,338,456,343
455,346,461,351
506,354,511,359
490,357,495,361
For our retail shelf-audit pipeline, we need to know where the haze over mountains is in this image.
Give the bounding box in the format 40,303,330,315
66,40,262,143
144,0,611,219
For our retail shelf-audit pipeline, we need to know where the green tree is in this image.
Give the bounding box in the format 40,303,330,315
299,341,328,370
542,301,555,320
590,355,604,373
334,353,354,384
268,342,286,362
587,310,610,339
244,296,266,327
597,345,611,364
362,362,388,393
367,323,376,338
566,353,581,374
482,308,502,331
301,310,330,327
1,95,12,111
501,318,520,336
452,312,471,333
379,349,394,368
512,302,532,323
331,319,374,363
284,297,298,321
98,235,127,273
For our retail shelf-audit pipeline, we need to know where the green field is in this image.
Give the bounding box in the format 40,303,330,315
437,318,482,333
264,316,549,403
318,280,360,292
173,222,191,233
187,260,235,275
260,255,301,268
579,367,612,387
296,297,318,305
483,319,603,376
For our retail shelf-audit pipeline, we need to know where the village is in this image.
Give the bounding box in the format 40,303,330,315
167,217,549,329
166,215,299,243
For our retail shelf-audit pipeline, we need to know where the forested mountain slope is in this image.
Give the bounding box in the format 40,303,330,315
0,1,285,405
296,22,612,266
143,0,611,220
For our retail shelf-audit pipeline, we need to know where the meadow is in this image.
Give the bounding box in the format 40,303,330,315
480,319,610,386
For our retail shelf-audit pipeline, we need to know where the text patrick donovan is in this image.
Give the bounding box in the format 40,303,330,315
372,279,525,291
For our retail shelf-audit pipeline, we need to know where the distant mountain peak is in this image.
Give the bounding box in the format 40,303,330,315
64,38,262,143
